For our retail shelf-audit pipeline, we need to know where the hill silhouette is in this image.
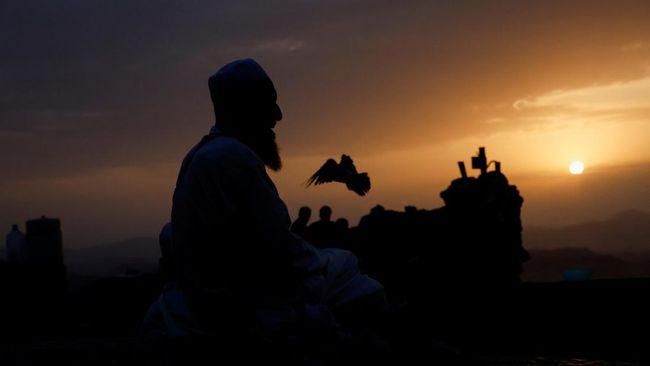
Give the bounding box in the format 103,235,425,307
65,237,158,276
524,209,650,253
524,247,650,282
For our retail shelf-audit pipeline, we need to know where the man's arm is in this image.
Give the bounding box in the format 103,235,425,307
210,143,325,276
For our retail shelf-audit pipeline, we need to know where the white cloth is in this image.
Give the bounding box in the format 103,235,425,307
169,129,382,335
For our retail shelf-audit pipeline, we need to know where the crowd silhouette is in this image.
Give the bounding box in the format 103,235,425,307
1,150,648,366
279,148,533,363
289,158,529,304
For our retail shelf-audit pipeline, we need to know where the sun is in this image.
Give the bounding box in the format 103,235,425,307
569,161,585,175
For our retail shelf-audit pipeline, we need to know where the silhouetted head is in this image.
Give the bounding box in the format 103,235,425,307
405,206,418,214
209,59,283,171
370,205,385,215
335,218,349,229
298,206,311,221
11,224,18,231
319,206,332,221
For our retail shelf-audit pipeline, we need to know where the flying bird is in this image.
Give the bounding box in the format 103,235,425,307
305,154,371,196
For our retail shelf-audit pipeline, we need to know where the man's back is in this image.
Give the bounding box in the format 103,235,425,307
171,132,304,322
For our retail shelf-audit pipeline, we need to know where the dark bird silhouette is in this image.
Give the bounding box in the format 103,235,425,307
305,154,371,196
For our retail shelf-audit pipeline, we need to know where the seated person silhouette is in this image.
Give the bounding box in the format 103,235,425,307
308,205,339,249
5,224,25,262
290,206,312,239
153,59,387,356
334,218,351,250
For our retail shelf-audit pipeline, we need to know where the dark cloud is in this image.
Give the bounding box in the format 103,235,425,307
3,1,650,176
2,0,436,178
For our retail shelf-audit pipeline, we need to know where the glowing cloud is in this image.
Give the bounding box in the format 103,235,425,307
513,76,650,112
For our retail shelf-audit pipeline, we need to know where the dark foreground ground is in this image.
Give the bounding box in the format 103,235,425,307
1,272,649,365
1,341,646,366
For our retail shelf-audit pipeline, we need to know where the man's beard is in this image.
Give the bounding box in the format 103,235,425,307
239,129,282,171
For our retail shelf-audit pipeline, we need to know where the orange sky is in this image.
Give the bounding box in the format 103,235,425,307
1,1,649,248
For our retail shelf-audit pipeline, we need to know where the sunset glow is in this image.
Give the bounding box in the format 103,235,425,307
1,1,649,247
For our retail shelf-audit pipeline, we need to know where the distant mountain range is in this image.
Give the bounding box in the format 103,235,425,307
63,210,650,281
523,247,650,282
65,237,159,276
521,210,650,281
524,209,650,254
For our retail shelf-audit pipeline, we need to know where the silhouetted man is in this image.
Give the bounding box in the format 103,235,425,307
290,206,311,239
5,224,25,262
334,218,351,249
168,59,385,347
308,205,338,248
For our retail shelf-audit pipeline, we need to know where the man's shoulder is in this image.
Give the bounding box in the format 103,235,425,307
309,221,324,229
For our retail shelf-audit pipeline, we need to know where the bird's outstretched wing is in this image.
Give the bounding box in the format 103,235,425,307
305,158,339,187
305,154,371,196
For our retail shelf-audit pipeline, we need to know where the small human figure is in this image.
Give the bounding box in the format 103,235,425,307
5,224,25,262
334,218,351,249
290,206,311,239
308,205,338,248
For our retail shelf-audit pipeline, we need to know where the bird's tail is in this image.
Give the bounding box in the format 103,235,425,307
346,173,371,196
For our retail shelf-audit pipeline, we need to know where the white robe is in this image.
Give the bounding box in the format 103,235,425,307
162,127,382,336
